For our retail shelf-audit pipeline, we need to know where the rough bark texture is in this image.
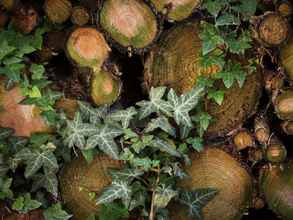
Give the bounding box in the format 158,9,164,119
281,36,293,80
274,90,293,120
44,0,72,24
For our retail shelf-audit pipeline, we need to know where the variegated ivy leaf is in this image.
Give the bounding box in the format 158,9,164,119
106,107,137,129
154,185,178,208
180,125,192,139
178,188,218,220
15,148,58,178
32,172,58,197
86,124,123,159
64,112,95,149
97,181,131,205
78,101,108,124
109,168,144,182
151,138,181,158
144,116,176,137
168,86,204,127
136,87,172,119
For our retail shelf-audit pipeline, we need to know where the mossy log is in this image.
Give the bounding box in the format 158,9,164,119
71,6,90,26
0,82,50,137
150,0,201,21
144,21,220,94
66,27,111,69
205,72,262,138
274,90,293,120
233,130,254,151
98,0,160,53
90,69,122,106
266,136,287,163
44,0,72,24
170,148,252,220
276,0,293,17
254,115,270,144
59,154,123,220
281,36,293,80
260,162,293,220
281,120,293,135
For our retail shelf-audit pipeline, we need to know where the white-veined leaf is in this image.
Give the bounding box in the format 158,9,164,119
86,125,123,159
32,172,58,197
154,185,178,208
168,86,204,127
106,107,137,129
78,101,108,124
109,168,144,182
96,181,131,205
136,87,172,119
151,138,181,157
145,116,176,137
178,188,218,220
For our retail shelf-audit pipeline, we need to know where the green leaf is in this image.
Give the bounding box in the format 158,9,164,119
106,107,137,129
199,22,225,55
225,31,252,55
145,116,176,137
82,148,97,163
154,185,177,208
15,148,58,178
0,40,15,60
178,188,218,220
0,127,14,140
0,177,13,199
216,13,240,26
202,0,229,16
136,87,172,119
12,193,42,214
232,0,257,20
151,137,182,157
86,124,123,159
97,181,131,205
44,203,72,220
78,101,107,124
207,90,225,105
32,172,58,197
30,64,45,80
168,86,204,127
193,112,212,137
110,168,144,182
99,203,129,220
186,137,204,152
64,112,95,149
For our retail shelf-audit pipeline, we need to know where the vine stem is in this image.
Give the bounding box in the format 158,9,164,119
149,167,160,220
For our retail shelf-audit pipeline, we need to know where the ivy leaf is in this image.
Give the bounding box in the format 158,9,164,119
106,107,137,129
192,112,212,137
0,177,13,199
136,87,172,119
216,13,240,26
180,125,192,139
168,86,204,127
186,137,204,152
145,116,176,137
12,193,42,214
207,90,225,105
178,188,218,220
78,101,108,124
99,203,129,220
110,168,144,182
15,148,58,178
154,185,178,208
30,64,45,80
97,181,131,205
199,22,225,55
32,172,58,197
86,124,123,159
225,31,252,55
202,0,229,16
151,137,181,157
0,127,14,140
232,0,257,20
64,112,95,149
43,203,72,220
0,40,15,61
